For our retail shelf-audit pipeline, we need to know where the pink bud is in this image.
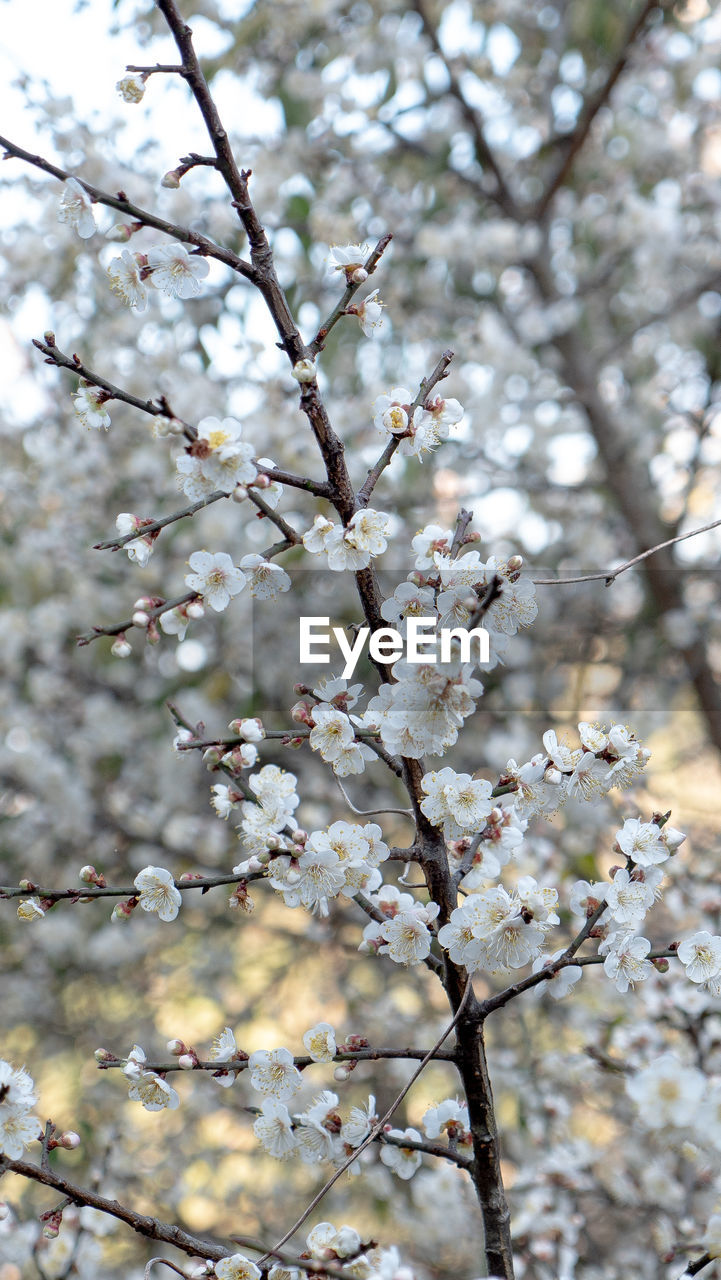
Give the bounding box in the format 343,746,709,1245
167,1039,186,1055
58,1131,81,1149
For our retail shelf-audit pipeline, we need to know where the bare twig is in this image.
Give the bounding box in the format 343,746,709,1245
76,591,198,646
260,978,473,1262
532,516,721,587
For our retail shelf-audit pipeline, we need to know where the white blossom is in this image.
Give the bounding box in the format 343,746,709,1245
678,932,721,984
73,383,111,431
379,1128,423,1179
240,554,291,600
107,251,148,310
58,177,96,238
133,866,182,922
253,1098,297,1158
147,243,209,298
303,1022,336,1062
248,1048,302,1100
185,551,246,612
116,73,146,103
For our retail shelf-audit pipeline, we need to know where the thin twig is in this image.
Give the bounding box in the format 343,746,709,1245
33,336,190,430
76,591,198,646
532,516,721,587
309,233,393,356
259,978,473,1263
94,492,231,551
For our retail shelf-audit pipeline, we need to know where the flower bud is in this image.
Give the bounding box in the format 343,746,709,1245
178,1054,196,1070
351,266,368,284
506,555,523,580
132,611,150,628
291,700,311,723
111,636,132,658
167,417,187,436
232,485,248,504
146,620,161,645
106,222,133,242
79,865,97,883
161,168,182,189
58,1131,81,1149
111,898,136,922
167,1039,186,1055
186,601,205,620
334,1065,350,1082
18,879,35,892
94,1048,114,1062
652,957,670,973
291,357,316,383
202,747,223,771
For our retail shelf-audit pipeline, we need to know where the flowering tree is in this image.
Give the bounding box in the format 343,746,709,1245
3,2,721,1279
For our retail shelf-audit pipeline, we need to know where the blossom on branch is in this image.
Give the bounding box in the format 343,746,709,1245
146,243,209,298
184,550,246,611
58,177,96,238
73,382,111,431
107,251,148,310
133,866,182,922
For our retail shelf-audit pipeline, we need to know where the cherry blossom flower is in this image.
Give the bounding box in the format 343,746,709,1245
184,551,246,612
626,1053,706,1128
16,898,45,923
309,704,355,762
351,288,384,335
380,1128,423,1179
0,1107,42,1159
423,1098,470,1141
115,513,155,566
160,606,191,640
126,1071,180,1111
107,251,148,310
215,1256,261,1280
615,817,676,866
420,767,494,839
599,931,652,993
248,1048,302,1100
302,514,337,555
307,1222,362,1257
303,1022,336,1062
678,932,721,984
341,1094,377,1148
239,554,291,600
411,523,452,569
379,903,439,965
146,243,209,298
58,177,96,238
253,1098,297,1158
605,868,656,926
372,388,412,437
73,382,111,431
327,243,369,274
531,951,583,1000
116,73,146,103
133,866,182,922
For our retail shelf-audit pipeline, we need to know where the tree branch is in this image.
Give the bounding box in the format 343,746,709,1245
0,134,254,279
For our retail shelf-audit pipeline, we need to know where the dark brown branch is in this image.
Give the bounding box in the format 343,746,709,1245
0,134,254,279
33,336,189,428
0,870,264,902
379,1130,472,1168
94,492,231,551
96,1044,457,1072
0,1157,229,1263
